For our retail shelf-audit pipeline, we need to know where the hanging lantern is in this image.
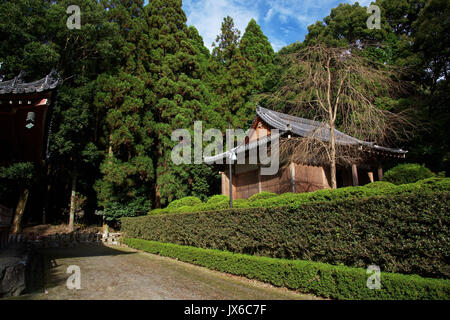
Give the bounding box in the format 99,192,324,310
25,111,35,129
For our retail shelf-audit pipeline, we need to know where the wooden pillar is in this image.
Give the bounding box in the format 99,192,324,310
368,171,374,183
377,164,383,181
68,172,77,232
229,166,233,207
258,166,262,193
289,162,296,193
352,164,359,186
221,171,226,195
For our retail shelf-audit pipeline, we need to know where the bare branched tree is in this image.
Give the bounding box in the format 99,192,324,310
261,43,413,188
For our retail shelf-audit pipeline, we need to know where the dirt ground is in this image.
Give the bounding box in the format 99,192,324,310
22,224,103,238
13,245,319,300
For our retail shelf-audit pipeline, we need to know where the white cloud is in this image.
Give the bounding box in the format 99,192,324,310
264,8,274,22
349,0,374,7
270,38,288,52
183,0,260,51
263,0,339,26
183,0,374,53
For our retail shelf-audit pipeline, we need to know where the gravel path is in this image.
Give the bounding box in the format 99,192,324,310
19,245,318,300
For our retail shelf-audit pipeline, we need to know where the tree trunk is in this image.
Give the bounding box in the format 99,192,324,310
42,163,52,225
11,188,30,234
102,135,113,230
329,124,337,189
68,172,77,232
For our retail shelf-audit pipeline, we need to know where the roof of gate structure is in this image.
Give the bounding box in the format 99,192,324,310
204,106,407,164
0,69,62,163
0,69,62,95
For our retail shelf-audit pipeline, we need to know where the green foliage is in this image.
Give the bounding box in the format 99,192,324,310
1,0,448,227
0,162,36,207
148,177,450,214
98,200,148,223
304,3,389,48
167,196,202,209
209,17,274,128
248,191,277,202
124,238,450,300
147,208,168,216
122,190,450,279
232,198,249,208
363,181,396,188
0,162,35,183
383,163,435,185
207,195,229,204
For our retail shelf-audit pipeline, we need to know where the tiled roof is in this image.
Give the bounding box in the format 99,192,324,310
0,69,62,95
256,106,407,154
204,106,407,163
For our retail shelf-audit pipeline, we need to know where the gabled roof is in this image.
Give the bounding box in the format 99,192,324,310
257,106,363,146
256,106,407,154
0,69,62,95
204,106,407,164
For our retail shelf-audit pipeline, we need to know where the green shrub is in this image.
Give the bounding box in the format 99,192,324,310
207,194,229,204
364,181,396,189
122,191,450,279
248,191,277,202
414,177,450,191
383,163,435,185
124,238,450,300
167,196,202,209
148,208,168,216
100,200,149,223
148,177,450,215
232,198,249,208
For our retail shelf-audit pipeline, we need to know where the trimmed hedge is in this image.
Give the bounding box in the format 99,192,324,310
248,191,277,202
363,181,396,189
167,196,202,209
148,177,450,215
383,163,435,185
124,238,450,300
207,194,229,204
122,190,450,279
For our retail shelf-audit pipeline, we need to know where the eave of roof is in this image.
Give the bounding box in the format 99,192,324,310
204,106,407,163
0,69,62,95
204,131,282,164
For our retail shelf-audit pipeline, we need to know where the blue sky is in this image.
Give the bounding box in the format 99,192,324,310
182,0,373,52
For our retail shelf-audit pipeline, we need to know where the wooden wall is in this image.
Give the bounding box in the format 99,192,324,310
222,163,331,199
294,164,331,193
222,163,382,199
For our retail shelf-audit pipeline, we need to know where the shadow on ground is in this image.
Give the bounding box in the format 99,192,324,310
33,244,135,294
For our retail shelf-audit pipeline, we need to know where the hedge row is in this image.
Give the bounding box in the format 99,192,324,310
124,238,450,300
122,190,450,279
148,177,450,215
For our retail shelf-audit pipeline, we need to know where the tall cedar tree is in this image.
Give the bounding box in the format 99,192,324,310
240,19,275,99
146,0,212,207
94,0,155,221
211,17,274,129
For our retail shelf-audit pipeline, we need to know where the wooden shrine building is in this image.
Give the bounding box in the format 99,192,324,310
205,106,407,200
0,69,62,164
0,69,62,236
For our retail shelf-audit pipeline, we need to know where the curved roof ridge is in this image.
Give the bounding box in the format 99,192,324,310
0,69,62,95
256,105,406,154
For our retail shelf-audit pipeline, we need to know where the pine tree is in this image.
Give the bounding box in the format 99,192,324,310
210,17,275,129
94,0,155,221
146,0,212,206
240,19,275,92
